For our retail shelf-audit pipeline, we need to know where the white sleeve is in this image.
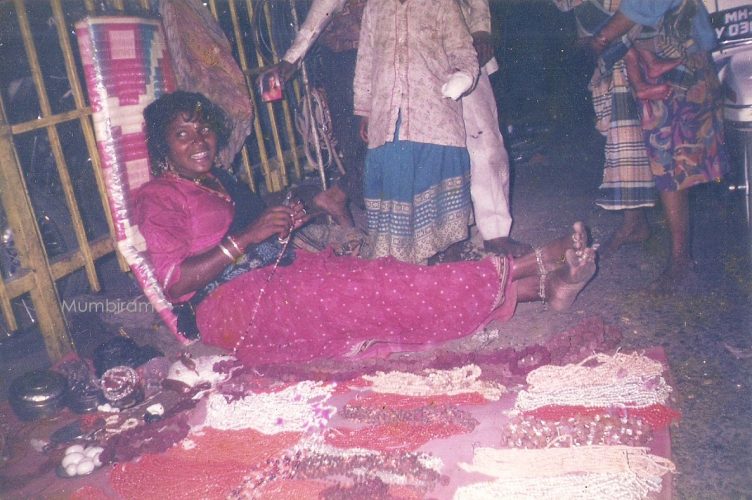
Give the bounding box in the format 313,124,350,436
459,0,492,34
283,0,349,64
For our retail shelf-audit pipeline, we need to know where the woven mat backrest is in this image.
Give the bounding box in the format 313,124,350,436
75,16,189,344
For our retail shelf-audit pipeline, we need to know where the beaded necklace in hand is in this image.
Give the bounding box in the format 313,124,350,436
232,191,295,355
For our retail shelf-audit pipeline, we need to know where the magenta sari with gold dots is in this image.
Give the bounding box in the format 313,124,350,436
135,177,517,366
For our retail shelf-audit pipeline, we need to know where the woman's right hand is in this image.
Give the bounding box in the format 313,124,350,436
238,206,295,246
235,203,310,248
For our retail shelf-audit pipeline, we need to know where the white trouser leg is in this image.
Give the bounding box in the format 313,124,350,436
462,69,512,240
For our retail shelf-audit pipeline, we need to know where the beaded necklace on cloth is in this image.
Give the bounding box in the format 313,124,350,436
457,445,675,499
199,380,337,434
515,352,671,412
163,170,233,204
360,364,506,401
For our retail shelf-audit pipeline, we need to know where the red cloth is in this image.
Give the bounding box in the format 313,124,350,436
134,177,517,365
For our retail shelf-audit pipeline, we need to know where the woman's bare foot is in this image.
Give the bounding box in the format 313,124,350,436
546,247,597,311
536,221,588,273
648,257,698,293
312,184,354,227
511,222,589,280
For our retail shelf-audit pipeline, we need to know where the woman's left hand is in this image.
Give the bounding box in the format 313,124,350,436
288,199,310,232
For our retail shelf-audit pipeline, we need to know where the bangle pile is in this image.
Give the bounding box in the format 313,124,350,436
226,235,243,255
218,235,244,263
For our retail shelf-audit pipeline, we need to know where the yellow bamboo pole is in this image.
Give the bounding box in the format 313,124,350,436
226,0,261,193
10,108,92,135
0,93,73,359
0,246,18,331
15,0,101,292
244,0,286,192
241,0,276,193
261,0,292,187
51,0,125,273
263,1,302,181
288,0,328,189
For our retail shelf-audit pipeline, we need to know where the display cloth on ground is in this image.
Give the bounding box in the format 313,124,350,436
0,317,678,499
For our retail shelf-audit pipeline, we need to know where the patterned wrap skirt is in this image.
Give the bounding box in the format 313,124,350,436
363,136,472,263
640,53,728,192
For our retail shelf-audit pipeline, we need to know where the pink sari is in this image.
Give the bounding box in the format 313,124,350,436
135,177,517,365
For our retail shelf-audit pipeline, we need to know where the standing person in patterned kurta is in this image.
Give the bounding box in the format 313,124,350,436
275,0,529,259
353,0,479,264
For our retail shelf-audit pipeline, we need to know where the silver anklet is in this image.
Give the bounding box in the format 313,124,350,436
538,273,547,304
534,247,547,276
534,248,548,305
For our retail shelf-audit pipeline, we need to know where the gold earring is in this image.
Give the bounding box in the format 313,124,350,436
159,158,171,173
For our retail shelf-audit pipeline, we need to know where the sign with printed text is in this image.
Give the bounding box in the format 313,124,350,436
712,5,752,43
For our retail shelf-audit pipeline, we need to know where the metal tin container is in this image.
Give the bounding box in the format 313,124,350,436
9,369,68,421
66,383,104,414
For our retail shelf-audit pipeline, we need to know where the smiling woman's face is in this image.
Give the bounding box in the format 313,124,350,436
165,113,218,179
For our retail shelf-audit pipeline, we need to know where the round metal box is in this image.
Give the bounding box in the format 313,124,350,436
9,369,68,421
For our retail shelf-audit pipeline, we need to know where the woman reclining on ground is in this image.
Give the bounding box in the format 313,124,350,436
133,91,598,365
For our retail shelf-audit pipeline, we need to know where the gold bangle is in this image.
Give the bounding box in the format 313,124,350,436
218,243,235,263
226,235,243,255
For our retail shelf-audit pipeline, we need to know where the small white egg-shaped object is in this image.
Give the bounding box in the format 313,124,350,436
146,403,165,416
61,451,84,468
84,446,103,458
65,444,85,455
65,463,79,477
76,458,95,475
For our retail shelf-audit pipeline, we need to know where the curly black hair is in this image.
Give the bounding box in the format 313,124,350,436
144,91,230,175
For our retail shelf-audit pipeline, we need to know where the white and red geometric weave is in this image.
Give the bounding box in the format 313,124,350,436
75,16,186,343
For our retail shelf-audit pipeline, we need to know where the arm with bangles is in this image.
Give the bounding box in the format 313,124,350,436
166,202,308,299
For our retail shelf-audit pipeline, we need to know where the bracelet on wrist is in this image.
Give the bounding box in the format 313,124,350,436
225,235,243,255
218,243,235,263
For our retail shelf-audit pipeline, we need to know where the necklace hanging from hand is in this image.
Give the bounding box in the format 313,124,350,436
233,191,296,355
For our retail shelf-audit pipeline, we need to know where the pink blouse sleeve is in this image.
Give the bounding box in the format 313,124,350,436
133,183,193,301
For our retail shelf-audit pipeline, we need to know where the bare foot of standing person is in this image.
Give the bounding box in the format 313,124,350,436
648,256,698,293
600,208,651,259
